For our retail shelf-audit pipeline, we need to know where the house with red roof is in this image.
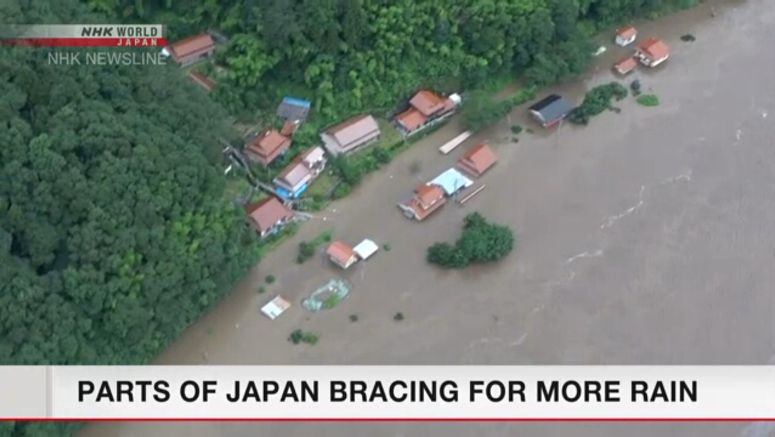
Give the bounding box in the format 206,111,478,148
327,241,358,269
615,26,638,47
613,56,638,75
165,33,215,67
187,71,216,92
245,197,295,238
398,184,447,221
457,144,498,177
244,130,292,166
395,90,461,136
635,38,670,67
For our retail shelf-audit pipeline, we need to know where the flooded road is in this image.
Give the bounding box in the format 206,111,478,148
83,0,775,435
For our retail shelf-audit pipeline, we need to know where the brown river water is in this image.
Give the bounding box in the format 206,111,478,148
83,0,775,435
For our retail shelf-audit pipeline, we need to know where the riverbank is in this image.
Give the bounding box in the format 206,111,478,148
83,0,775,435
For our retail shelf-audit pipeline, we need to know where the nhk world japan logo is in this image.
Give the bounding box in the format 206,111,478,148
0,24,166,47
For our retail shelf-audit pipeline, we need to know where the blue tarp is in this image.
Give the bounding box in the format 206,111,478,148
282,97,311,108
431,168,473,196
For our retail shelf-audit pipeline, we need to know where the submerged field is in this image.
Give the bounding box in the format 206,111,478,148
85,0,775,435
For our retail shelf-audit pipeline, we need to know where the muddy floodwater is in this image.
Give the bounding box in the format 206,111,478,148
84,0,775,435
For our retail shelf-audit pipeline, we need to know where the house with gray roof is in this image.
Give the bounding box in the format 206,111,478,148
528,94,573,128
320,114,381,155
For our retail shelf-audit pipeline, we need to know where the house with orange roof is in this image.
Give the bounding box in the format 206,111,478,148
615,26,638,47
457,144,498,177
245,197,295,238
613,56,638,75
635,37,670,67
187,71,216,92
398,184,447,221
165,33,215,67
327,241,358,269
395,90,461,136
244,130,292,166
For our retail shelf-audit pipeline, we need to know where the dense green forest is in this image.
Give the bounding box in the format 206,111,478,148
90,0,697,124
1,0,260,367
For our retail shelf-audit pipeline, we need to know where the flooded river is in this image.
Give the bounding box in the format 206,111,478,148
83,0,775,435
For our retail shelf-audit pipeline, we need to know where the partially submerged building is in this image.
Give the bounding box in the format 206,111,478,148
615,26,638,47
165,33,215,67
244,130,292,167
395,90,461,136
321,114,381,155
245,197,295,238
398,184,447,221
457,144,498,178
613,56,638,75
327,241,358,269
528,94,573,128
273,146,327,200
636,37,670,67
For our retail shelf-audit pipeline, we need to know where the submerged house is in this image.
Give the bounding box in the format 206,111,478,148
457,144,498,178
398,184,447,221
245,197,295,238
430,168,474,197
528,94,574,128
327,241,358,269
395,90,461,136
613,56,638,75
164,33,215,67
636,38,670,67
615,26,638,47
273,146,327,200
244,130,291,167
321,114,381,155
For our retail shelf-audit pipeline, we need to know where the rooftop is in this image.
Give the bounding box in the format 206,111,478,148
430,168,474,196
616,25,637,39
245,197,294,233
459,144,498,176
327,241,356,266
396,108,428,131
325,114,380,146
639,37,670,60
169,33,214,59
410,90,446,116
250,130,291,156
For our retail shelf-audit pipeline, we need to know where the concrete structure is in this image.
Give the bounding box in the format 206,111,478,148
273,146,327,200
395,91,460,136
166,34,215,67
321,115,380,155
458,144,498,177
528,94,574,128
636,37,670,67
613,56,639,75
245,130,291,166
398,184,447,221
615,26,638,46
431,168,474,197
245,197,295,238
327,241,358,269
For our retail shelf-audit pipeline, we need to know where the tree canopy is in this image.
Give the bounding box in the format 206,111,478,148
427,213,515,268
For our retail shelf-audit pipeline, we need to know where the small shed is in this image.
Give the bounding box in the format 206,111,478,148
277,97,312,121
353,239,379,260
260,296,291,320
613,56,638,75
